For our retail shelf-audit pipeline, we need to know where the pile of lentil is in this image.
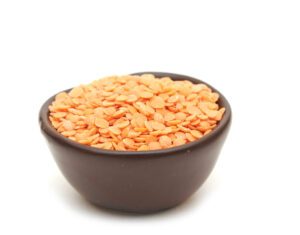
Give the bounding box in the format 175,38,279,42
49,74,225,151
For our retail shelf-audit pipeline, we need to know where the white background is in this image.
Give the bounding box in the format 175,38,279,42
0,0,299,234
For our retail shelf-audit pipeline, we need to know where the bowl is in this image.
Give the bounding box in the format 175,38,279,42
39,72,232,213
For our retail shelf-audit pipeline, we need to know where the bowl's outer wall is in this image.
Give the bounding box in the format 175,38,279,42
40,72,232,213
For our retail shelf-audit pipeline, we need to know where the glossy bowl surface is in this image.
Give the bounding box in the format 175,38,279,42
39,72,232,213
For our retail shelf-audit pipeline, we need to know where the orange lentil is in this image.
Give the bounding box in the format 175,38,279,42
186,105,201,115
95,118,109,129
164,112,175,122
153,113,164,123
168,95,179,103
159,135,172,148
175,112,187,120
161,127,173,135
62,120,74,131
149,142,161,150
190,130,203,138
108,126,121,135
150,130,162,136
49,74,225,151
137,145,150,151
186,133,196,142
123,138,135,148
127,130,141,138
61,130,76,137
126,94,138,103
144,120,153,132
175,132,187,139
150,96,165,109
173,138,186,146
116,95,128,101
166,120,182,126
112,109,127,118
139,91,154,99
150,121,166,131
103,107,116,116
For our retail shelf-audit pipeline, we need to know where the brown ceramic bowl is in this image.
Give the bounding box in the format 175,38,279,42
39,72,232,213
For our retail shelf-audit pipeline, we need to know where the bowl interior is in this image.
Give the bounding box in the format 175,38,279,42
39,72,232,157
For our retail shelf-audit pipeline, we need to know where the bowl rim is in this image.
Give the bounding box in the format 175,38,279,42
39,72,232,157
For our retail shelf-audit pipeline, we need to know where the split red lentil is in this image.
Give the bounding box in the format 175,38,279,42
49,74,225,151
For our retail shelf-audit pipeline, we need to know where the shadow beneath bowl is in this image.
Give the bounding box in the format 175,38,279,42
49,174,218,219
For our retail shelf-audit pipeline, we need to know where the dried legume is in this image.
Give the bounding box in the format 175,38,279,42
49,74,225,151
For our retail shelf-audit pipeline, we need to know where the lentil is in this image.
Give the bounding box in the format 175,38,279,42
49,74,225,151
